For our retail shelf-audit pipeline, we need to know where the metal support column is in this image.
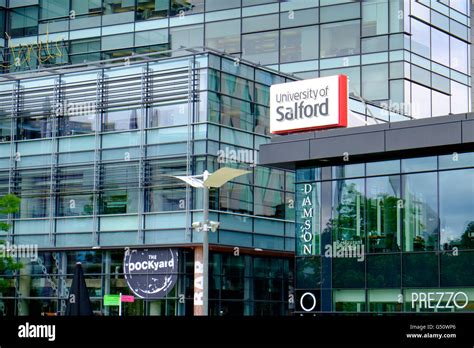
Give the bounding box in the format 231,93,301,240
7,82,21,244
137,66,151,244
49,78,61,246
92,71,105,247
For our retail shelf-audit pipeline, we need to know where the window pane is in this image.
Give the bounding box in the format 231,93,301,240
332,179,365,244
280,26,318,63
450,37,468,74
206,0,241,11
403,253,438,287
366,176,401,253
136,0,168,20
440,169,474,251
362,0,388,36
40,0,69,19
451,81,468,115
205,19,241,54
242,31,279,65
411,83,431,118
333,258,365,288
71,0,102,15
402,173,438,252
9,7,38,37
367,254,401,288
411,18,430,57
431,27,449,67
320,20,360,58
104,0,136,15
254,188,284,219
362,64,389,100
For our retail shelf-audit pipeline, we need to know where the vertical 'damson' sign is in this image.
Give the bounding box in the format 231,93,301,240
123,248,179,299
270,75,348,134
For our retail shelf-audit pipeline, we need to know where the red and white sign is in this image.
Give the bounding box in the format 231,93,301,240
270,75,348,134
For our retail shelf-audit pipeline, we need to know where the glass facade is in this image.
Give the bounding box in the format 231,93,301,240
0,53,296,252
0,250,290,316
0,0,470,119
0,51,297,316
295,150,474,313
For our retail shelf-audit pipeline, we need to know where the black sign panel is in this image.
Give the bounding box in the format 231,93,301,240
295,290,321,313
123,248,179,299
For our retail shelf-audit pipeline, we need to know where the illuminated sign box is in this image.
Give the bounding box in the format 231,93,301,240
270,75,348,134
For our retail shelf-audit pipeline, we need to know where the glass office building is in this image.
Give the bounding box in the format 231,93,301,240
0,51,301,316
0,0,471,317
260,114,474,314
0,0,470,118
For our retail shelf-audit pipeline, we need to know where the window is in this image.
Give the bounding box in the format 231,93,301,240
362,64,388,101
242,31,279,65
439,169,474,251
58,194,93,216
450,37,468,74
320,2,360,22
17,116,52,140
450,0,468,14
9,7,38,37
451,81,468,115
170,25,204,53
40,0,69,19
220,96,254,131
206,0,241,11
332,179,365,244
280,26,318,63
411,83,431,118
71,0,102,16
362,0,388,36
148,103,188,128
320,20,360,58
367,255,401,288
170,0,204,16
103,108,141,132
242,14,278,33
136,0,168,20
254,188,285,219
205,19,241,54
221,73,253,102
431,28,449,67
403,253,438,287
366,176,401,253
104,0,136,15
411,18,430,57
148,187,186,212
402,173,438,252
219,183,253,215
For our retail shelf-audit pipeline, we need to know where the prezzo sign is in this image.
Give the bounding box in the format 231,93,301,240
270,75,348,134
123,248,179,299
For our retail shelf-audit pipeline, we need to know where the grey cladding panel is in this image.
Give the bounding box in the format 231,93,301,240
385,123,462,151
309,131,385,159
259,140,309,165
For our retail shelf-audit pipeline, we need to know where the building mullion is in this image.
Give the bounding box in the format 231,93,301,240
8,81,20,245
137,66,150,244
48,77,61,247
92,70,106,247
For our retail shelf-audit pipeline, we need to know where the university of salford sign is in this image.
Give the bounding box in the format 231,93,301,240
270,75,348,134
